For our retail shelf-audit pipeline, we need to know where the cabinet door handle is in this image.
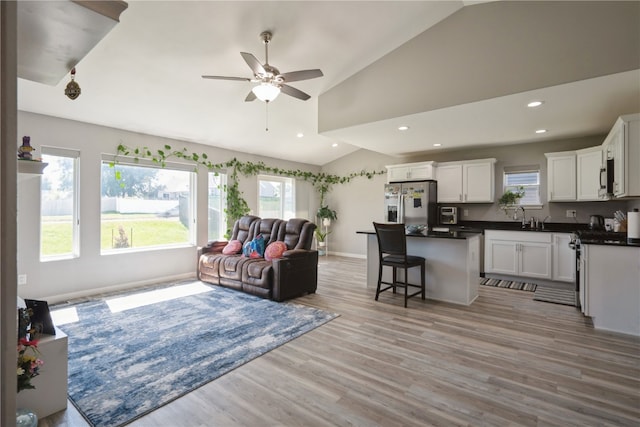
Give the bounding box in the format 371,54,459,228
459,194,462,201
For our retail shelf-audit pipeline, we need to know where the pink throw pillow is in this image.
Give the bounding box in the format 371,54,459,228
222,240,242,255
265,241,287,261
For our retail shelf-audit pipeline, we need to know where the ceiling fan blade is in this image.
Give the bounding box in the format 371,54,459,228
245,91,256,102
280,84,311,101
240,52,266,76
202,75,251,81
279,69,323,83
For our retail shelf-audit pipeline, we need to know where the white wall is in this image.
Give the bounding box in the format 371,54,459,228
17,112,319,302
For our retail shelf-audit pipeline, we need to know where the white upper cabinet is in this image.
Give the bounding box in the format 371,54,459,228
435,158,496,203
602,113,640,198
386,161,435,182
545,151,576,201
463,161,495,202
435,164,463,202
576,146,604,201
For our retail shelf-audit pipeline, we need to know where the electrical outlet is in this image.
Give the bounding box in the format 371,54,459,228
18,274,27,286
566,209,577,218
464,209,469,217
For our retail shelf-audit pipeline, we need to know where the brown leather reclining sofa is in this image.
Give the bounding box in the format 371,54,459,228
197,215,318,301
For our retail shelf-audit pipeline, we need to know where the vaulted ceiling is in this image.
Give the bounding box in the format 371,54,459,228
17,1,640,166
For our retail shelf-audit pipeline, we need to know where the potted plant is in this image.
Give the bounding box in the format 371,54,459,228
498,186,525,208
317,205,337,227
314,229,330,255
498,186,525,216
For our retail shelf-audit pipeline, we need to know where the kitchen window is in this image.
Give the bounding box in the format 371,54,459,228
503,168,541,207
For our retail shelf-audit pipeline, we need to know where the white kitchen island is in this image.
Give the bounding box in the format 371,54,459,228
359,230,482,305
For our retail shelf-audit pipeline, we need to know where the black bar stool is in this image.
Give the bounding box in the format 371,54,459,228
372,222,426,307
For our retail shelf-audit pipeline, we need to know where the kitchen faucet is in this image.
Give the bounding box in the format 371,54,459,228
513,206,526,228
541,215,551,230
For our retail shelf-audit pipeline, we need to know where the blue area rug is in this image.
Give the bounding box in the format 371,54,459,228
52,281,337,427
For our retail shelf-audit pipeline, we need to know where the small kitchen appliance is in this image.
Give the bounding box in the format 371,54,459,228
589,214,605,230
439,207,458,225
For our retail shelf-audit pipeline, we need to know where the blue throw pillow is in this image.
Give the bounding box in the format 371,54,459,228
243,235,266,258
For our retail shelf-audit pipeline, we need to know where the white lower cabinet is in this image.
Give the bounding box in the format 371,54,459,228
552,233,576,282
580,244,640,336
484,230,552,280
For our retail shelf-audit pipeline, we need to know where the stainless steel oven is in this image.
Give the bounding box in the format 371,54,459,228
568,233,581,309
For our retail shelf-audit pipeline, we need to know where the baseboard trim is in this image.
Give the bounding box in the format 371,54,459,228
43,273,197,304
324,251,366,259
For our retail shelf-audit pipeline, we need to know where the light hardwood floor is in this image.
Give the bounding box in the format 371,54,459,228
42,256,639,427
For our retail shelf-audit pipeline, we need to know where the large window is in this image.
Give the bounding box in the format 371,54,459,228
504,168,541,206
258,175,294,219
40,148,80,260
101,160,195,252
208,172,227,241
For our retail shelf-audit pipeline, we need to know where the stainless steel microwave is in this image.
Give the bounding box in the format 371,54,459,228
439,207,458,225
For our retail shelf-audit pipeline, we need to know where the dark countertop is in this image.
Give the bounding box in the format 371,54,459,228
580,239,640,248
358,221,640,247
356,230,482,240
455,220,588,233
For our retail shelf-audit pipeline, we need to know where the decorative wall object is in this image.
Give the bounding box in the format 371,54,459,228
64,68,81,100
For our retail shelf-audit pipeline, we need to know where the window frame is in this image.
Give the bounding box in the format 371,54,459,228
503,167,542,209
207,171,227,242
40,146,81,261
100,156,197,254
257,174,295,220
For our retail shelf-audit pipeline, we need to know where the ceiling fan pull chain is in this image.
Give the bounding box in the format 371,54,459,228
265,101,269,131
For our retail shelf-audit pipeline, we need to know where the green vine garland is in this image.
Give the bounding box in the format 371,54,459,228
111,143,385,236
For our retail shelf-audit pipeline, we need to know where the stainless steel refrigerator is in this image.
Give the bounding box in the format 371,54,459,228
384,180,438,228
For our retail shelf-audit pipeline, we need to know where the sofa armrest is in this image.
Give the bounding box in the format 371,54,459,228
198,240,228,257
281,248,314,259
272,250,318,302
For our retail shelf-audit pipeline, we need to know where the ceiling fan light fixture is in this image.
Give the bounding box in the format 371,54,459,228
252,83,280,102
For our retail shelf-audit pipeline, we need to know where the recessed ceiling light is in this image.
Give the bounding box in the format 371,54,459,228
398,126,409,131
296,132,304,138
527,101,544,108
535,129,547,134
331,143,338,148
433,143,442,147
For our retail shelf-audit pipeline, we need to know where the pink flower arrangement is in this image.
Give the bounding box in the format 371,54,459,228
17,337,43,393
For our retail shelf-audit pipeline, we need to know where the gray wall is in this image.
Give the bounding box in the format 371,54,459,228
322,135,634,257
319,1,640,131
17,111,319,302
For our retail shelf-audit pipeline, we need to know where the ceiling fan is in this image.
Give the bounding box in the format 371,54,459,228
202,31,323,103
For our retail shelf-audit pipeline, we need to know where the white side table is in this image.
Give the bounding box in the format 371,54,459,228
17,326,68,419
